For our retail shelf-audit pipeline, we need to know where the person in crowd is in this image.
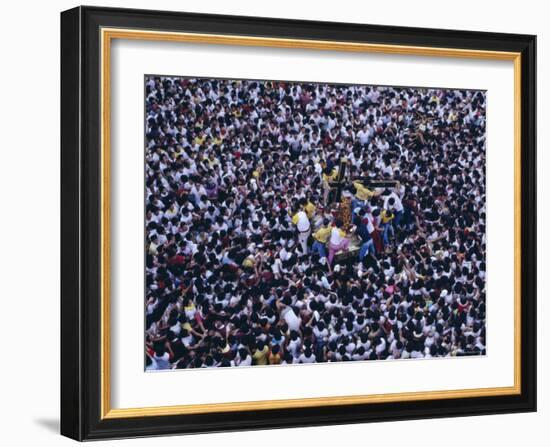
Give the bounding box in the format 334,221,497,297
293,199,312,255
312,218,331,259
327,219,350,265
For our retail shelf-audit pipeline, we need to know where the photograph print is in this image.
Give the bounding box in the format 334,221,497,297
144,75,487,371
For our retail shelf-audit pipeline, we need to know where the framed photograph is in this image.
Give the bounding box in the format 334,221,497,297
60,6,536,441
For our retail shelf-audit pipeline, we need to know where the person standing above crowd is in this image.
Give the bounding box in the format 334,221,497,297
293,199,311,255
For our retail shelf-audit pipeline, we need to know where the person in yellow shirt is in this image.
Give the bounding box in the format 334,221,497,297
380,209,394,224
268,345,282,365
252,164,263,180
292,199,311,254
322,166,338,205
351,180,381,218
312,218,331,259
212,132,223,146
305,199,316,219
193,133,206,147
380,208,395,246
242,255,255,270
353,180,378,202
252,341,269,366
206,151,220,168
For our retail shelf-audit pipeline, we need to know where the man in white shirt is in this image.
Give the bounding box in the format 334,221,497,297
152,348,171,370
292,199,311,254
357,124,371,146
384,190,404,227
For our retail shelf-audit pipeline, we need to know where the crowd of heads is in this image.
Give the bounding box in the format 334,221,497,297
144,76,487,370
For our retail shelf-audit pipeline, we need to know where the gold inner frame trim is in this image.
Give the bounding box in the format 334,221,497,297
100,27,522,420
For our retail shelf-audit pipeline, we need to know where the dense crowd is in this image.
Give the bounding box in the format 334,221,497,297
144,76,487,370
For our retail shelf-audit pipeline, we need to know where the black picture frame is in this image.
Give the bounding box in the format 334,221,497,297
61,5,536,441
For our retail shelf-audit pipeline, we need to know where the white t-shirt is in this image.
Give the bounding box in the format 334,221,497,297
237,355,252,367
295,211,310,232
146,357,159,371
384,192,404,212
282,307,302,332
330,227,345,245
299,353,316,363
153,352,171,370
363,214,375,234
287,337,302,356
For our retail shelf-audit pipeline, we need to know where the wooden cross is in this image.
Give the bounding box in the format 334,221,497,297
328,158,349,205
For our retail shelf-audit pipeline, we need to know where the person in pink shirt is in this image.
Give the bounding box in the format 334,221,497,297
327,219,350,265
